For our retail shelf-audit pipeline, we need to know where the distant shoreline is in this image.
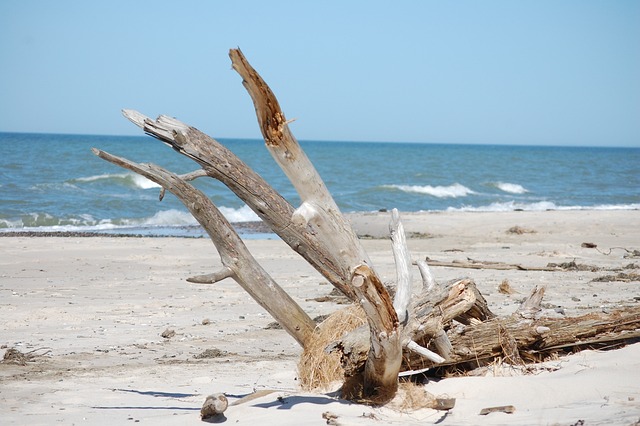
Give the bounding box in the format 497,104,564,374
0,220,273,238
1,209,638,240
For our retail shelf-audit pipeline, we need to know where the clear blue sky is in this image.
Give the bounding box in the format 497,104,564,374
1,1,639,147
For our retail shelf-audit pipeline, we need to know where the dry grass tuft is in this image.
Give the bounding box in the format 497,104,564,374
298,305,366,391
389,382,438,411
507,225,536,235
498,279,517,295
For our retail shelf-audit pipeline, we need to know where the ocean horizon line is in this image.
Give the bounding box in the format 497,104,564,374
1,130,638,149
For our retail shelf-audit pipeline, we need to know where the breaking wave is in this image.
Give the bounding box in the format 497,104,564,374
490,182,529,194
0,205,261,234
70,173,160,189
447,201,640,212
384,183,475,198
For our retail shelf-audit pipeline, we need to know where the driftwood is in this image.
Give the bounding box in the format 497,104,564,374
94,48,640,405
424,258,598,272
334,285,640,379
92,148,316,347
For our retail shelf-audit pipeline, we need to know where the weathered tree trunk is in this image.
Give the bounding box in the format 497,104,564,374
234,48,412,403
333,284,640,376
436,305,640,367
93,47,640,405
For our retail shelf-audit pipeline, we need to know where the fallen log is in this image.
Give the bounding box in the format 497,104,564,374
424,258,598,272
331,285,640,378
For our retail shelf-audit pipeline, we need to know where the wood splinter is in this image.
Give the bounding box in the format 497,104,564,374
479,405,516,415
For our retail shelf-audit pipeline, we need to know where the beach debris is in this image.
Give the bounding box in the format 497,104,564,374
591,272,640,283
425,257,563,271
407,231,432,239
498,279,516,294
546,260,599,272
2,348,30,365
434,397,456,411
426,257,604,272
506,226,536,234
584,245,640,258
264,321,282,330
1,347,51,365
322,411,339,424
229,389,278,406
201,318,211,325
160,328,176,339
308,287,351,304
200,393,228,420
194,348,226,359
360,412,378,419
624,249,640,259
479,405,516,415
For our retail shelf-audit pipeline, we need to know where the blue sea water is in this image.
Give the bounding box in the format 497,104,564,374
1,132,638,236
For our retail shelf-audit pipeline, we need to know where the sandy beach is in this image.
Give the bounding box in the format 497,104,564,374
1,210,639,425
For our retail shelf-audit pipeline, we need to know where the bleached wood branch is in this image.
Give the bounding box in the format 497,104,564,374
398,366,431,378
517,285,546,318
230,47,402,403
159,169,207,201
390,209,412,324
405,340,446,364
432,330,454,361
92,148,315,348
416,259,435,292
120,109,355,300
187,267,234,284
229,49,370,271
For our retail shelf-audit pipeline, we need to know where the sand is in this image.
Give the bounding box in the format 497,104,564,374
1,210,639,425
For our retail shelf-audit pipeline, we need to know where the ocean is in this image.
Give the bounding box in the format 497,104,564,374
1,132,638,237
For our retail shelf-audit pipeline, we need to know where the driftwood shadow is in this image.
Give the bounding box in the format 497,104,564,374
92,388,201,411
111,388,198,398
252,394,352,410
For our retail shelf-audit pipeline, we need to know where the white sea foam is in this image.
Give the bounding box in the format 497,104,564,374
74,173,116,183
134,209,199,227
131,174,160,189
218,205,261,222
587,203,640,211
492,182,529,194
0,205,260,235
385,183,476,198
73,173,160,189
133,206,259,226
447,201,640,212
448,201,557,212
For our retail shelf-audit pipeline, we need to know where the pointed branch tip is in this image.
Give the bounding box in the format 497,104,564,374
122,109,147,129
187,267,234,284
405,340,445,364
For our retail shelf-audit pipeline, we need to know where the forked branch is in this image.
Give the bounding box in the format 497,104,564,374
120,110,355,300
91,148,315,348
